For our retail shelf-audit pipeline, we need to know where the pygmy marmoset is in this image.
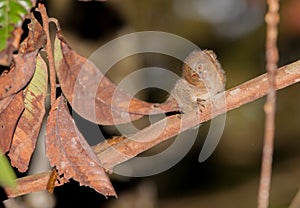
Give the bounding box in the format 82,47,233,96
167,50,226,113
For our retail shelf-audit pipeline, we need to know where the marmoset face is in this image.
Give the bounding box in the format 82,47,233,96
167,49,226,113
182,50,225,93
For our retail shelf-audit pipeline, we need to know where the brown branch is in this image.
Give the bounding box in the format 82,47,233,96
4,59,300,198
38,4,56,106
37,3,59,194
258,1,280,208
4,171,52,198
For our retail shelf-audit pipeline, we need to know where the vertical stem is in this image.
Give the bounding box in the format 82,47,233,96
38,3,56,107
258,0,280,208
38,3,58,192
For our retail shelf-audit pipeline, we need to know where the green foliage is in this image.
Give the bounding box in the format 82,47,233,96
0,149,16,188
0,0,33,51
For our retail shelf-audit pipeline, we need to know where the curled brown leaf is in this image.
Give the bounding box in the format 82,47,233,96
0,95,14,114
0,92,24,153
0,51,37,100
45,96,116,197
54,31,178,125
19,14,46,55
8,54,48,172
0,14,46,100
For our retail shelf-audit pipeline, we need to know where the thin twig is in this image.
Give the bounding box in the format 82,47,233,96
48,18,62,31
4,172,51,198
258,1,280,208
3,58,300,198
37,4,59,194
38,4,56,107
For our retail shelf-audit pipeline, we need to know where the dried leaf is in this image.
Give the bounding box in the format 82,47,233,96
0,51,37,100
8,54,48,172
54,32,177,125
0,95,14,114
0,92,24,153
19,14,46,55
45,96,116,197
0,0,35,66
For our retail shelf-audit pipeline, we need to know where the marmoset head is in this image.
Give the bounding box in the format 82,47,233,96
182,50,226,92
